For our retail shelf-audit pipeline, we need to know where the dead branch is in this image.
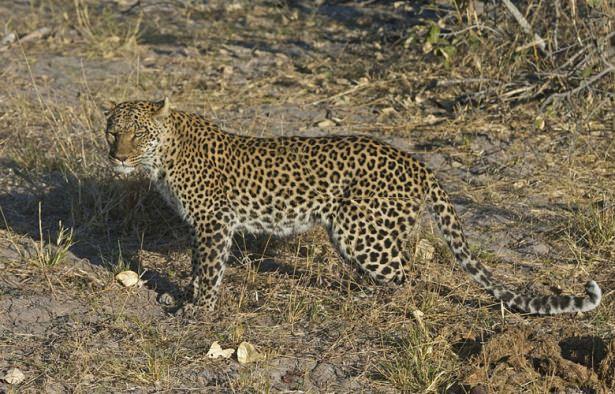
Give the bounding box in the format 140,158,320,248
435,78,498,87
501,0,548,55
540,64,615,110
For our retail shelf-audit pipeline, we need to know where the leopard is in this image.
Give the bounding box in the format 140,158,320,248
104,98,601,316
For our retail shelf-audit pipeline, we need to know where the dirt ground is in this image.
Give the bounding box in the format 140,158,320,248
0,1,614,392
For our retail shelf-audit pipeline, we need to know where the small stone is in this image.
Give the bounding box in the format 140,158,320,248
3,367,25,385
1,32,16,46
206,341,234,360
115,270,139,287
531,243,550,256
310,362,340,387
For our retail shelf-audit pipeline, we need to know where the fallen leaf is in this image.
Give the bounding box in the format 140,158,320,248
237,341,264,364
422,41,433,54
316,119,336,128
206,341,234,359
535,116,545,130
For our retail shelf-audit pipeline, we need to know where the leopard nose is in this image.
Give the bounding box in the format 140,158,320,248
112,153,129,162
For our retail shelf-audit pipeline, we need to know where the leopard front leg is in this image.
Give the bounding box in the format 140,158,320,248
177,219,233,317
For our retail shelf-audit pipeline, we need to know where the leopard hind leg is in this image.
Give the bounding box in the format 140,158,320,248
327,198,418,284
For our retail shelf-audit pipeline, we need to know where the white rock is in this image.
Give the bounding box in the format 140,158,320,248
3,367,25,385
206,341,234,359
115,270,139,287
1,32,16,46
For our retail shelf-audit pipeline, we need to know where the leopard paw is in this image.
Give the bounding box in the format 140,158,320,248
175,302,199,320
158,292,176,306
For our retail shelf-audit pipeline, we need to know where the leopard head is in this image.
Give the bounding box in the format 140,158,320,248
104,98,171,174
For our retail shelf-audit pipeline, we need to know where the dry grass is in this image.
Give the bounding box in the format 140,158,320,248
0,0,613,392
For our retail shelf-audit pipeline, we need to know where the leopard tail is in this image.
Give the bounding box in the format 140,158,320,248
420,168,601,315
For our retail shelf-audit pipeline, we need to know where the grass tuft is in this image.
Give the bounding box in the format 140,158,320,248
378,324,455,393
73,0,142,57
565,199,615,260
35,216,75,268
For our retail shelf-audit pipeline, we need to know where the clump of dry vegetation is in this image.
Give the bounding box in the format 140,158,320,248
0,0,613,392
436,0,614,111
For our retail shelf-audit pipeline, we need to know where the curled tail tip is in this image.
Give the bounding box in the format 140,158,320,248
585,280,602,306
501,280,602,315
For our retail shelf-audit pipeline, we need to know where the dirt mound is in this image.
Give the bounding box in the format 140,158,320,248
454,327,614,393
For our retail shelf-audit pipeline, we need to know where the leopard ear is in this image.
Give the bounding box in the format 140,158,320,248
103,100,117,116
153,97,170,119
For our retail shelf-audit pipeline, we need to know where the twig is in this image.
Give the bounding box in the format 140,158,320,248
440,24,503,38
19,27,51,43
309,82,372,105
515,38,548,53
566,32,615,71
540,65,615,110
435,78,498,87
501,85,533,97
553,0,561,53
501,0,548,55
0,27,51,52
555,45,589,72
121,0,183,14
